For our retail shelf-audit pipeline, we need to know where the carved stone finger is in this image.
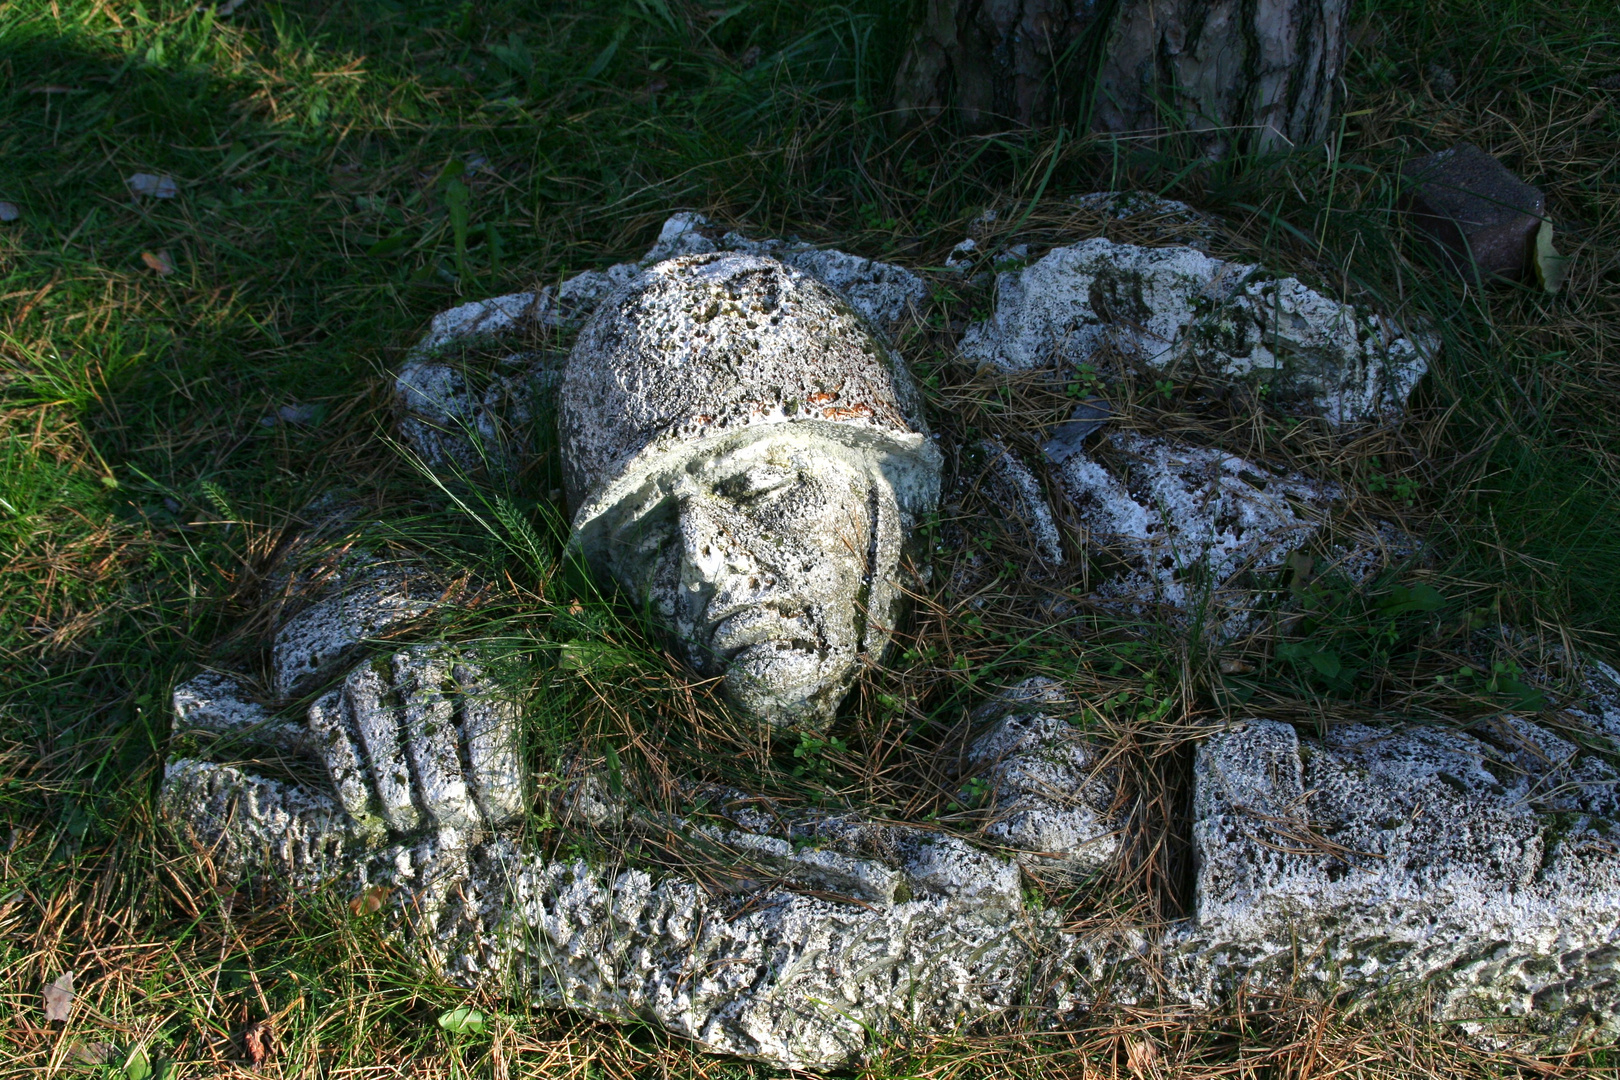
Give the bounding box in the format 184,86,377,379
394,648,484,833
306,687,388,841
343,660,423,835
451,658,526,827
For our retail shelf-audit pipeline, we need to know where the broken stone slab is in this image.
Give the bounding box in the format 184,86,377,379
960,237,1433,426
1401,142,1545,281
271,561,455,699
1169,717,1620,1045
1054,432,1338,633
171,671,312,757
963,678,1122,882
981,438,1065,567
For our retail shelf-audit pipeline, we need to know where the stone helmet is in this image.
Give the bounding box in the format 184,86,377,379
559,252,943,553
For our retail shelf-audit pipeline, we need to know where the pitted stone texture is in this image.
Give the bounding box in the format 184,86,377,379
163,696,1071,1069
171,671,311,757
161,758,351,885
1056,433,1336,629
642,212,929,339
960,237,1432,425
960,239,1245,372
270,563,445,699
982,439,1064,567
559,252,935,516
475,846,1058,1068
396,215,927,473
965,678,1121,881
1172,718,1620,1044
1568,658,1620,745
395,354,552,475
308,645,527,840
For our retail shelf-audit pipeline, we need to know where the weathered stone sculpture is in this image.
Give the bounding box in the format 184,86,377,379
560,252,943,732
158,212,1620,1069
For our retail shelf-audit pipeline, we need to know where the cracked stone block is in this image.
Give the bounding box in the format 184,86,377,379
960,237,1433,425
1170,718,1620,1045
964,678,1121,881
1055,432,1337,631
1401,142,1545,280
171,671,310,757
270,565,443,698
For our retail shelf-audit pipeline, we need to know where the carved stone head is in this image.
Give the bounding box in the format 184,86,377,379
559,253,942,732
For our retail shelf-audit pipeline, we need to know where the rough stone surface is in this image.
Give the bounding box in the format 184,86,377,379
965,678,1121,881
171,671,311,757
642,213,930,339
559,253,942,732
168,643,524,860
1171,718,1620,1044
396,214,928,473
162,671,1076,1070
981,439,1064,567
271,563,445,698
1055,432,1337,628
1401,142,1546,280
960,237,1432,425
1570,658,1620,744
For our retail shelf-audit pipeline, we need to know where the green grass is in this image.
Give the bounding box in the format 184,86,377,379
2,0,1619,1074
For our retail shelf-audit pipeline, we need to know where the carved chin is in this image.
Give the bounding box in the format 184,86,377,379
721,640,853,731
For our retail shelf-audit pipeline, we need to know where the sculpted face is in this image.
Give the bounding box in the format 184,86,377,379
600,432,898,730
558,252,943,732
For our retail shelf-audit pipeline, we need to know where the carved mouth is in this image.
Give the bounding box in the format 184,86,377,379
710,608,819,662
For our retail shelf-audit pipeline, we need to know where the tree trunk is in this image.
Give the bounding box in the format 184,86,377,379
891,0,1349,156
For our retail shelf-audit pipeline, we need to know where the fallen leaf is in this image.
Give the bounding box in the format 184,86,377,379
350,884,391,916
1219,658,1256,675
70,1040,114,1064
121,1046,151,1080
1125,1035,1160,1078
0,202,19,222
242,1019,271,1065
1533,219,1570,295
126,173,178,199
43,971,73,1022
141,250,175,276
437,1006,486,1035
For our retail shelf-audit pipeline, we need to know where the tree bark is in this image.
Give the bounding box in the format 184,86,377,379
891,0,1349,156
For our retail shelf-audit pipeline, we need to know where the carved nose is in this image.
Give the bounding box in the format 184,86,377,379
676,496,731,587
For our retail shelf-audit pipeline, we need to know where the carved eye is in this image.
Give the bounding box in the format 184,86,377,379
715,468,797,504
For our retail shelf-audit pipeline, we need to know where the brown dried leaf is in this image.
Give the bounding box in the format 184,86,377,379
350,884,391,916
141,250,175,276
243,1019,271,1066
1125,1035,1160,1079
42,971,73,1022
